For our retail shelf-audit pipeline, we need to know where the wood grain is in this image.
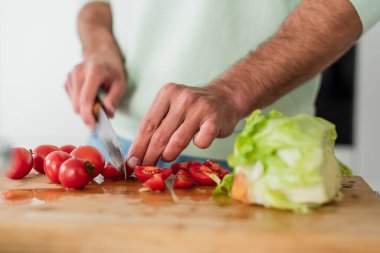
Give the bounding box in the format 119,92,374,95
0,174,379,253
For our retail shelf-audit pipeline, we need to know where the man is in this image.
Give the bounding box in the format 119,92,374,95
65,0,379,169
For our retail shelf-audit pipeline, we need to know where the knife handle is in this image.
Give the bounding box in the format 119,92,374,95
92,97,102,122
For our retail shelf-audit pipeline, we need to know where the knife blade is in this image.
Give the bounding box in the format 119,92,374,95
93,100,127,179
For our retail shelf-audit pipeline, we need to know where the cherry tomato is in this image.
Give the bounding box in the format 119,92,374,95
203,159,230,179
59,158,93,190
60,145,76,154
188,164,218,185
173,169,195,189
134,166,172,183
70,146,105,178
102,162,123,180
5,147,33,179
143,174,165,191
33,145,60,174
44,151,72,184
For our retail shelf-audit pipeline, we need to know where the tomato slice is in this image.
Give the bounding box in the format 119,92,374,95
171,161,202,175
173,169,195,189
134,166,172,183
143,174,165,191
188,164,218,185
102,162,123,180
203,159,230,179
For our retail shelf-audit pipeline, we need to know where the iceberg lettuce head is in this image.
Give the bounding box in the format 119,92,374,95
225,110,351,212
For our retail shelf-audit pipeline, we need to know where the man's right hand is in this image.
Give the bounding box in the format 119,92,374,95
65,49,126,131
65,2,126,131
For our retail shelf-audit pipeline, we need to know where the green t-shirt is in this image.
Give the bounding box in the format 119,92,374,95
81,0,380,160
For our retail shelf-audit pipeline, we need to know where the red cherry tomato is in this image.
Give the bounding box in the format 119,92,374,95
143,174,165,191
33,145,60,174
173,169,195,189
203,159,230,179
44,151,72,184
60,145,76,154
102,162,123,180
134,166,172,183
188,164,218,185
5,147,33,179
58,158,92,190
70,146,105,178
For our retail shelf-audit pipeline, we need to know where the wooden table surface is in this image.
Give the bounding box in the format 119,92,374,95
0,174,379,253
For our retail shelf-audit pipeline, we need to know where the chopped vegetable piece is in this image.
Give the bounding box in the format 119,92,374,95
143,174,165,191
173,169,195,189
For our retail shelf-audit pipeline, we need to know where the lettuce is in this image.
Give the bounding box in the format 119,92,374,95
224,110,351,212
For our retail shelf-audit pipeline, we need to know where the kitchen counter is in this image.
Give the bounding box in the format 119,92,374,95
0,174,379,253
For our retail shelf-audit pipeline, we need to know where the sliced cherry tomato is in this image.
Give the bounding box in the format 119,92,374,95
170,161,201,175
188,164,218,185
33,145,60,174
171,161,190,175
58,158,93,190
134,166,172,183
44,151,72,184
70,146,105,178
102,162,123,180
143,174,165,191
5,147,33,179
60,145,76,154
203,159,230,179
173,169,195,189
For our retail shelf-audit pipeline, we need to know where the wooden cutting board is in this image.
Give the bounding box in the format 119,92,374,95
0,174,379,253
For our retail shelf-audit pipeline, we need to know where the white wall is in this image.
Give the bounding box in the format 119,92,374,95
0,0,88,147
0,1,379,191
354,24,380,192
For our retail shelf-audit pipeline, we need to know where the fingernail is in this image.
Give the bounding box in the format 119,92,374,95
127,157,139,168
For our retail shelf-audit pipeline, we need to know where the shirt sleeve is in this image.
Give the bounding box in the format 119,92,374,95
350,0,380,33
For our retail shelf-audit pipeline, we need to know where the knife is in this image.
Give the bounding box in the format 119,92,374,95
93,98,127,179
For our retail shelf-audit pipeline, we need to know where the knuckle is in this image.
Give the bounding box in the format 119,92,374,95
151,131,168,147
159,83,178,95
87,62,101,74
73,64,83,74
178,89,195,105
202,122,218,137
139,119,156,133
170,135,187,150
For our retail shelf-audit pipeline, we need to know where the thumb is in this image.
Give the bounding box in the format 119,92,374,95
102,80,126,118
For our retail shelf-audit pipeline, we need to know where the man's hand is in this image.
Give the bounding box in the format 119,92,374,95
65,2,126,131
126,0,362,168
65,49,126,131
126,83,243,168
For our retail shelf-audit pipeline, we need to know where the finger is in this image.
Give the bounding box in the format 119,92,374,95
79,69,103,131
141,106,185,165
71,65,85,114
161,119,199,162
102,79,126,118
64,74,72,98
193,120,219,149
126,84,176,168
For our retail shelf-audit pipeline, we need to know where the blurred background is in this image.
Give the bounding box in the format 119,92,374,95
0,0,379,190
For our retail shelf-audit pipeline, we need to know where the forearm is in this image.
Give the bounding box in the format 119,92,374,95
211,0,362,118
78,2,122,59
